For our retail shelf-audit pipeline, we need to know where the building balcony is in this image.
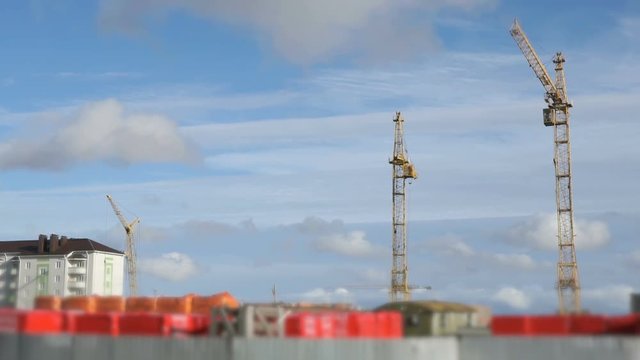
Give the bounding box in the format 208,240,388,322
67,280,86,289
9,268,18,276
67,267,87,274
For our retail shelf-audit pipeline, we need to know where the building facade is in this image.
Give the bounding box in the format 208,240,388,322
0,234,125,309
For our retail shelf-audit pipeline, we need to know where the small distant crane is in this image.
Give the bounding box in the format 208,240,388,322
510,19,581,314
389,111,418,302
106,194,140,297
344,284,431,292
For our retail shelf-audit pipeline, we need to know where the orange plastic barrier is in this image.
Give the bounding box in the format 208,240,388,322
62,296,97,313
120,313,165,336
191,292,240,314
95,296,125,313
125,297,157,313
34,296,62,311
156,296,193,314
0,309,64,334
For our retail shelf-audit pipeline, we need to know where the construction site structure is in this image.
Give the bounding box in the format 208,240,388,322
510,19,581,313
389,111,418,302
106,194,140,297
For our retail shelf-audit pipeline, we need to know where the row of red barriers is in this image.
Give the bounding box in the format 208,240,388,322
285,311,403,338
0,309,209,337
491,314,640,336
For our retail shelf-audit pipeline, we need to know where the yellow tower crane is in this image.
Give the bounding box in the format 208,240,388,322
106,194,140,297
510,19,581,314
389,111,418,302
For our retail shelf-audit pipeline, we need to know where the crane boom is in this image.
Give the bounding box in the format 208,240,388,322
510,19,562,104
106,194,139,296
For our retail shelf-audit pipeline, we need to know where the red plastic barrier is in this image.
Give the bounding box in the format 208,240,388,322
347,312,376,338
69,312,119,336
491,316,531,335
0,309,64,334
374,312,391,338
285,313,318,338
387,311,404,338
316,313,336,338
529,315,570,335
570,315,607,335
605,314,640,334
119,313,165,336
163,313,209,336
374,311,403,339
492,315,571,336
334,313,349,338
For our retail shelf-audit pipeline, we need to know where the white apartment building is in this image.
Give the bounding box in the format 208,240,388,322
0,234,125,309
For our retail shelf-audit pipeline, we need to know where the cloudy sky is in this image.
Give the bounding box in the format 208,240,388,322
1,0,639,313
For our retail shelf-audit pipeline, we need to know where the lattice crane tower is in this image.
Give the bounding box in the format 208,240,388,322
106,194,140,297
510,19,581,313
389,111,417,302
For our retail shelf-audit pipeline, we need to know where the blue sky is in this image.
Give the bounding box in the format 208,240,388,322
1,0,639,314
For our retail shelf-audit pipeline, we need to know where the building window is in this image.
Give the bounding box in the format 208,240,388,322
24,276,31,284
39,268,47,275
55,275,61,283
25,262,31,269
38,282,45,291
55,261,61,269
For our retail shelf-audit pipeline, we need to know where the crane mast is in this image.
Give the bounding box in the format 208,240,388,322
389,111,417,302
510,19,581,314
106,194,140,297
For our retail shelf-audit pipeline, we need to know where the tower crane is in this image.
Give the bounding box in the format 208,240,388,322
389,111,418,302
510,19,581,313
106,194,140,297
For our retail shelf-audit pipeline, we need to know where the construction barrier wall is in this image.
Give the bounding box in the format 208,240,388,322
5,334,640,360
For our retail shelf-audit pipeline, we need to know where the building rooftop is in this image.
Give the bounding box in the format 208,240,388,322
0,235,123,256
377,300,477,313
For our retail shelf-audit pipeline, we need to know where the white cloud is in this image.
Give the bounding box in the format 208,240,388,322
300,287,353,303
55,72,142,80
582,285,635,312
0,99,199,170
427,235,537,270
491,253,536,270
1,77,14,87
313,230,383,257
291,217,345,235
99,0,496,64
493,287,532,310
139,252,199,282
504,213,611,250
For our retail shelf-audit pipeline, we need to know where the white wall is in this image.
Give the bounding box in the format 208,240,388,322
3,251,125,309
87,252,124,296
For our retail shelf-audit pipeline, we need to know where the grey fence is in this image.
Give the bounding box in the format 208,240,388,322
2,333,640,360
